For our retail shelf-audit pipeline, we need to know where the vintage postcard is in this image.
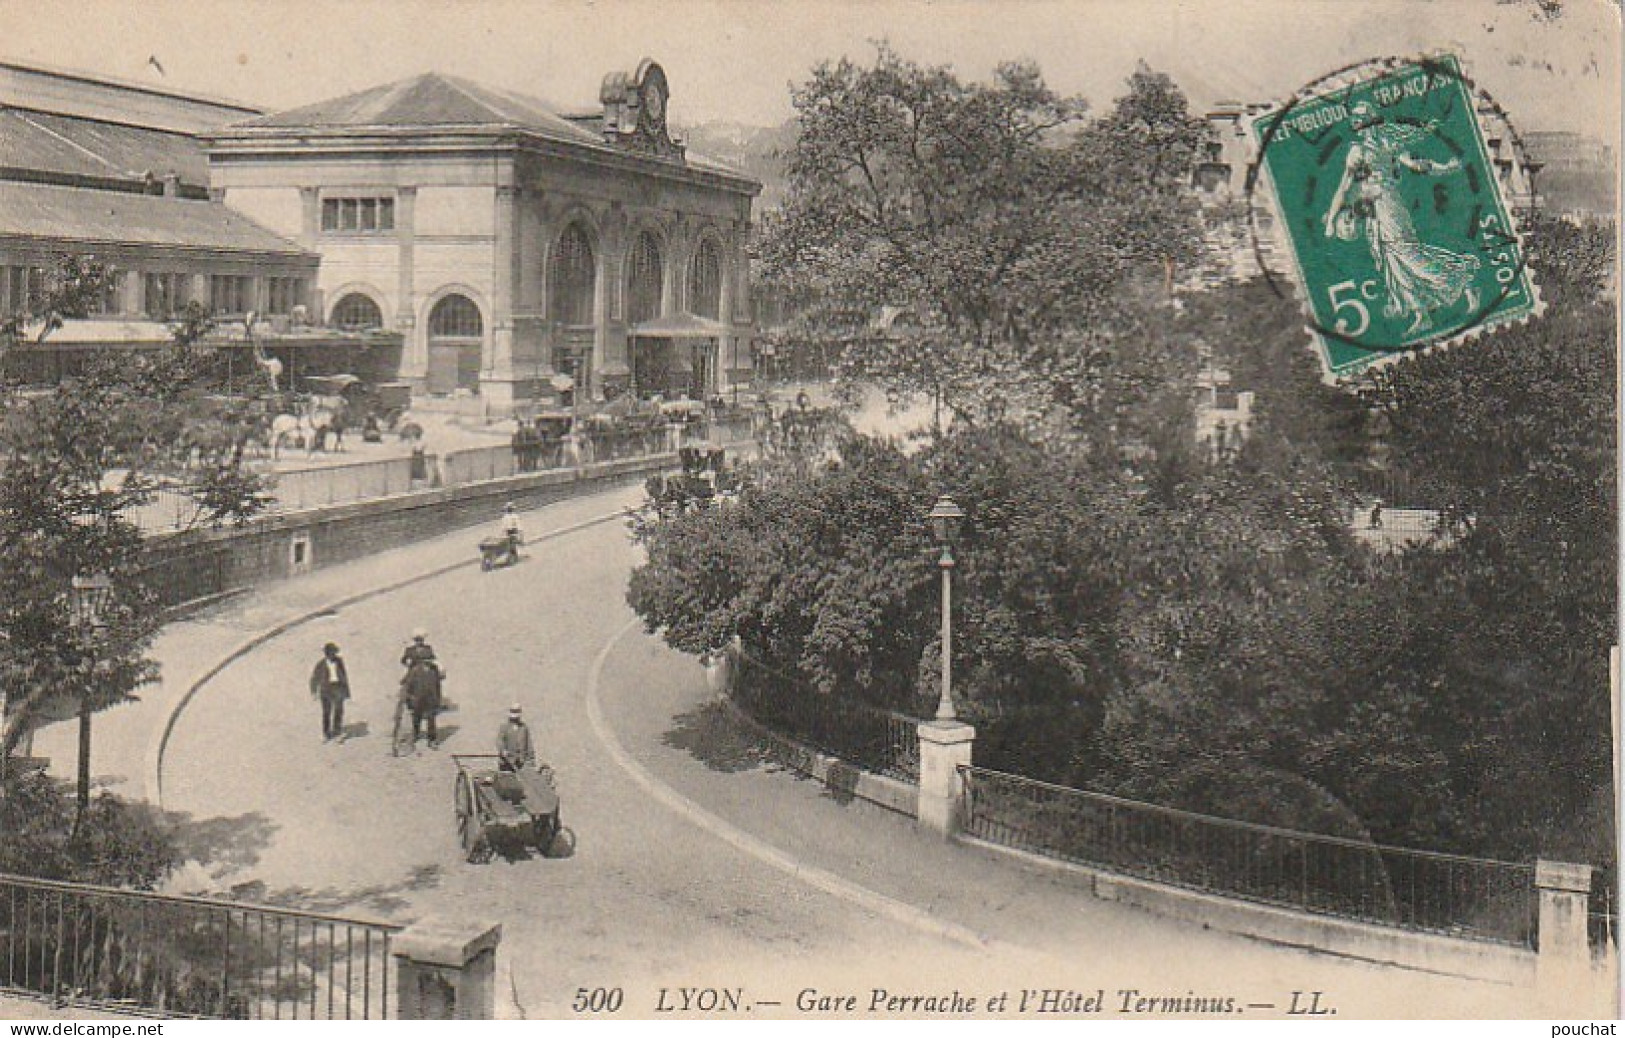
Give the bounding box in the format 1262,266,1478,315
0,0,1617,1026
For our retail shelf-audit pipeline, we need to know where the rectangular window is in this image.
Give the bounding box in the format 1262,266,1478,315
143,272,185,319
210,274,251,316
321,194,396,235
0,267,28,314
93,270,124,315
267,277,306,316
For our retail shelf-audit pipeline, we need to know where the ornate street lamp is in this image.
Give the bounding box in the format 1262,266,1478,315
69,572,113,831
928,495,965,722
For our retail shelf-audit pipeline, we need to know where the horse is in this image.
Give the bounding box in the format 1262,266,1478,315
267,413,308,460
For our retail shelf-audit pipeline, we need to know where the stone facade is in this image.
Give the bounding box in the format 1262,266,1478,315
206,60,760,415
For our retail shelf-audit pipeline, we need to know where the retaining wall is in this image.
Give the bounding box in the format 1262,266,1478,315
717,697,917,818
958,835,1542,986
139,455,670,603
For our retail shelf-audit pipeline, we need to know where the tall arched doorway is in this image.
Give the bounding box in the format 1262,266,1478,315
427,293,483,394
549,222,597,396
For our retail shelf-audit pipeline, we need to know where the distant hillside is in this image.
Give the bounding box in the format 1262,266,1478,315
678,118,796,210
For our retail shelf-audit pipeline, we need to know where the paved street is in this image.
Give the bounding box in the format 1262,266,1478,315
115,483,1594,1020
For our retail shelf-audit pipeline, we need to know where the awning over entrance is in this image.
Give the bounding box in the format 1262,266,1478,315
630,312,730,339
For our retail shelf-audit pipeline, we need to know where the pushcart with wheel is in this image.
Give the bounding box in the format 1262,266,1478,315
452,754,562,863
478,533,519,570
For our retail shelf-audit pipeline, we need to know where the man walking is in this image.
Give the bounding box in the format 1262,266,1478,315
309,642,350,742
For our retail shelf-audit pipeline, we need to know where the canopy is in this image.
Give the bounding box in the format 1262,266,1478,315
630,312,730,339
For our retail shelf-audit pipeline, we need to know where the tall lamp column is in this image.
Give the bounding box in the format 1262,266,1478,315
929,496,965,722
70,572,113,833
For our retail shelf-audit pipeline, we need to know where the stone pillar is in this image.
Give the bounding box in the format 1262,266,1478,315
596,206,626,400
1535,860,1593,1002
396,187,423,383
393,919,501,1020
662,216,687,317
298,187,319,249
916,720,975,836
487,184,518,383
120,269,144,317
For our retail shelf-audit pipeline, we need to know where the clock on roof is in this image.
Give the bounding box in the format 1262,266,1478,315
601,59,683,160
640,74,666,135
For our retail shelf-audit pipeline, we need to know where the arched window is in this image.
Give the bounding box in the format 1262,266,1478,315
330,293,383,331
687,237,723,320
625,230,664,325
429,294,482,338
549,222,596,326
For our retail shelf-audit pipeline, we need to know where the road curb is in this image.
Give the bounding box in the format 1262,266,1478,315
584,617,1007,955
146,508,630,808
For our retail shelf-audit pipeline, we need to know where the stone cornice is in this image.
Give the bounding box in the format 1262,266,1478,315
206,125,761,198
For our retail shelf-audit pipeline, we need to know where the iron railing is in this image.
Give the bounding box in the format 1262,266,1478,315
958,766,1538,948
119,418,742,531
135,548,232,611
730,649,920,783
0,873,400,1019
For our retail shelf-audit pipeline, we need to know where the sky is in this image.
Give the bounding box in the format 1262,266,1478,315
0,0,1618,139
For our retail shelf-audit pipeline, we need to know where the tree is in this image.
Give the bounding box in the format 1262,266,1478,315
757,48,1210,436
0,257,271,829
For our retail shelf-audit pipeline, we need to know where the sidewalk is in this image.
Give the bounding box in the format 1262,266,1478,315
596,629,1611,1019
30,481,649,809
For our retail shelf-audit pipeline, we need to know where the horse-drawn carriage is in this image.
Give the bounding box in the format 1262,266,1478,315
304,375,412,431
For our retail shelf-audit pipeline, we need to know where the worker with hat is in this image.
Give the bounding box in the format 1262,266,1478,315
497,703,536,773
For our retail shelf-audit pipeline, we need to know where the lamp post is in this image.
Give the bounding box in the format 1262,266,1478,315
69,572,113,832
928,495,965,722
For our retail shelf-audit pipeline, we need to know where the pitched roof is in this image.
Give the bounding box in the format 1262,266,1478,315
238,72,603,147
228,71,758,191
0,180,313,256
0,107,209,186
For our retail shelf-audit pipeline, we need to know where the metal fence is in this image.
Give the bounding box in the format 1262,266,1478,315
958,766,1538,947
135,547,232,611
730,648,920,783
0,873,400,1019
121,417,750,533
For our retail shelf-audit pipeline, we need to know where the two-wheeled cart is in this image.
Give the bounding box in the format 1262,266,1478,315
451,754,562,863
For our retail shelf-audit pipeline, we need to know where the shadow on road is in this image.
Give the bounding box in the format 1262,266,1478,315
164,809,280,876
661,701,774,774
231,864,445,918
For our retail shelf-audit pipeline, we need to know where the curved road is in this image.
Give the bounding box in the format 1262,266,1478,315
158,488,1562,1019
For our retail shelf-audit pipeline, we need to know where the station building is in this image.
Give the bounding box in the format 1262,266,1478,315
0,61,349,385
206,59,762,413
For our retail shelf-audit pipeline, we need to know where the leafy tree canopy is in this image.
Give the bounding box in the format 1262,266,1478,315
757,48,1210,432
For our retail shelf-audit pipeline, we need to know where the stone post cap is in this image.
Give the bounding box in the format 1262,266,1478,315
917,719,976,745
1535,860,1593,893
393,918,502,967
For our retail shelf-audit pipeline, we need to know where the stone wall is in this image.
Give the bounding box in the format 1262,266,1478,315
139,454,666,606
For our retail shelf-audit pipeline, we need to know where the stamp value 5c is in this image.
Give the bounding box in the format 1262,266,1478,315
1250,55,1539,380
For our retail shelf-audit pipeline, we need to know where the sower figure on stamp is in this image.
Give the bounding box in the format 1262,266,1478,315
309,642,350,742
1323,101,1480,336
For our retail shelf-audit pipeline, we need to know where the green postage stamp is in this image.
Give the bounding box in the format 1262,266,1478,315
1250,55,1540,380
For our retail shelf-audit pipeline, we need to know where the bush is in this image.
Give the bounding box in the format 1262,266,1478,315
0,769,178,889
